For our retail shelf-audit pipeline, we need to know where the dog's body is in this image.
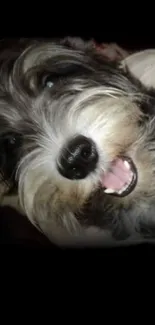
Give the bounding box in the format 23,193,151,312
1,37,155,246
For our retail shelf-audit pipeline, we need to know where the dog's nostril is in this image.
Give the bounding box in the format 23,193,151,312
57,135,98,180
80,144,92,160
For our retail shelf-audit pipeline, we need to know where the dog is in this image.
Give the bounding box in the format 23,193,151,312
0,37,155,247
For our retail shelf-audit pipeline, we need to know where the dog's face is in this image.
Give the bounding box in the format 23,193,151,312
1,38,155,245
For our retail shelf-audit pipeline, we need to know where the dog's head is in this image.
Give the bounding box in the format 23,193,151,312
1,38,155,245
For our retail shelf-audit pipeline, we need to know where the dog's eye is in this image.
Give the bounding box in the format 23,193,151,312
0,132,22,187
2,132,22,151
4,134,17,146
42,75,54,88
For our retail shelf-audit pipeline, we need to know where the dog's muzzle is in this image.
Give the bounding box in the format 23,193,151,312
57,135,137,197
57,135,99,180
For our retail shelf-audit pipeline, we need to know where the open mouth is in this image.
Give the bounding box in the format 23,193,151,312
100,156,137,197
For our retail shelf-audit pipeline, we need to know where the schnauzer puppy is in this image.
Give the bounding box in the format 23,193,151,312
0,37,155,247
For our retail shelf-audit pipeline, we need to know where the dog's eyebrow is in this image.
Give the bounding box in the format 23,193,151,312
45,62,93,78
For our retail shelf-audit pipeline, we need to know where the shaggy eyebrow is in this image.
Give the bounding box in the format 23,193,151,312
46,62,93,78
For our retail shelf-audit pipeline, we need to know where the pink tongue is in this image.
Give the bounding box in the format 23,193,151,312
101,158,132,191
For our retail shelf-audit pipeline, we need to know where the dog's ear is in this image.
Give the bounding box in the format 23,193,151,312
121,50,155,88
60,36,95,52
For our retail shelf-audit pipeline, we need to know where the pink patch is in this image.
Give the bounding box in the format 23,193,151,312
100,158,133,191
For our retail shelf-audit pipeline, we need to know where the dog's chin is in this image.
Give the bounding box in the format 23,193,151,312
99,156,138,198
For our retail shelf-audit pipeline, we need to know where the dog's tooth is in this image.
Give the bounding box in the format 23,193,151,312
118,184,128,194
104,188,115,194
118,187,125,194
128,174,133,184
124,160,130,170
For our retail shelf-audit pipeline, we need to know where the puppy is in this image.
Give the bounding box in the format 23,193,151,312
0,37,155,247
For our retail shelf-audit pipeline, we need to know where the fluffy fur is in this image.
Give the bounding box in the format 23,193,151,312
0,37,155,246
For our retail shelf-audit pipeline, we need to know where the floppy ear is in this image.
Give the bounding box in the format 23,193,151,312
60,36,95,51
121,49,155,88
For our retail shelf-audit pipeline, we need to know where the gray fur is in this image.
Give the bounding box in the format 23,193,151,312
0,37,155,246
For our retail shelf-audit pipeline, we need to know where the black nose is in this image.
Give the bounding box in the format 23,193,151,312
58,135,98,180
